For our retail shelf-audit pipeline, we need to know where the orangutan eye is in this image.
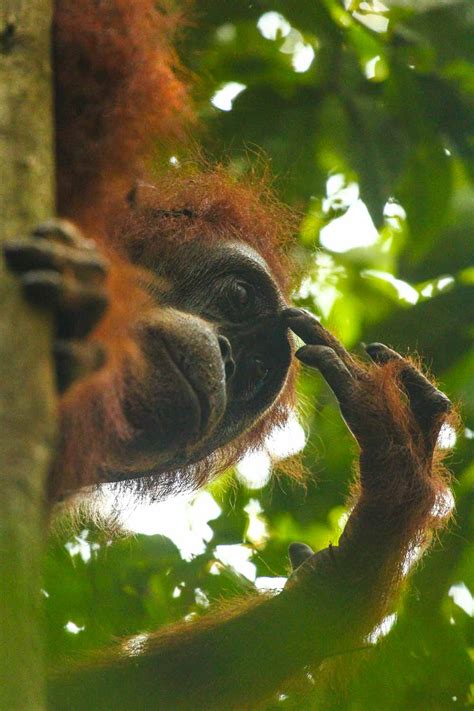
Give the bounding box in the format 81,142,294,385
232,281,252,306
226,280,255,320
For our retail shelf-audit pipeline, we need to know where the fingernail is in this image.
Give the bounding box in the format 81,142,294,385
288,542,315,571
365,342,398,363
366,342,387,355
281,307,303,319
295,346,316,363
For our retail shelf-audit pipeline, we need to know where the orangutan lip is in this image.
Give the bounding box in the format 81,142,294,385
160,338,212,438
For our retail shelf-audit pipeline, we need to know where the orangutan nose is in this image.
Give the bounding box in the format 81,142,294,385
218,335,236,381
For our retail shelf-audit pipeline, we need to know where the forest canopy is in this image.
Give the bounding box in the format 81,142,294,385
45,1,474,708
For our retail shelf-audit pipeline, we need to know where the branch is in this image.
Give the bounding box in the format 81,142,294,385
0,2,56,709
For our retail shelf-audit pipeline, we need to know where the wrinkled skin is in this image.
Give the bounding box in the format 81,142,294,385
132,240,292,463
4,221,292,482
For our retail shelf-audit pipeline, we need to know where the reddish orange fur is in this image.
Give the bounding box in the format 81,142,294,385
51,171,300,499
51,1,299,500
341,354,455,627
54,0,192,230
108,167,298,300
47,5,457,704
50,253,154,500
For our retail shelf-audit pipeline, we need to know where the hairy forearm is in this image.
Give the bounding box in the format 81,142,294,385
50,317,453,709
49,449,443,710
49,589,329,710
49,518,403,711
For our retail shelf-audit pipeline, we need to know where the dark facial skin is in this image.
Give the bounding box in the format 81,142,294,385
109,239,293,478
4,222,293,487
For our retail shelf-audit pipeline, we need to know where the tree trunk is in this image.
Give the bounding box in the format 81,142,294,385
0,2,56,709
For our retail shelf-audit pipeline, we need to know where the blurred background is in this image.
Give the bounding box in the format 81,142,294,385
46,1,474,707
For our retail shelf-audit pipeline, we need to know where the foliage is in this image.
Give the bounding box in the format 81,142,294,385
46,1,474,708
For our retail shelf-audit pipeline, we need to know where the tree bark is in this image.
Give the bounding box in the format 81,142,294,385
0,2,56,709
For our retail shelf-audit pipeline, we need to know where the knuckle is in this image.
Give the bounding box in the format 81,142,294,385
366,342,401,363
33,218,83,245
